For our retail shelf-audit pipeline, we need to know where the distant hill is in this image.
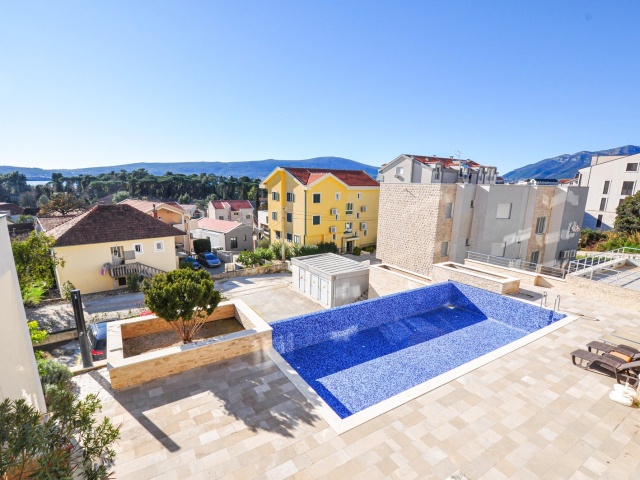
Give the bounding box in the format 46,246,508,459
0,156,379,181
503,145,640,182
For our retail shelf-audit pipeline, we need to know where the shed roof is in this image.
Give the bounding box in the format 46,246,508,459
291,253,369,279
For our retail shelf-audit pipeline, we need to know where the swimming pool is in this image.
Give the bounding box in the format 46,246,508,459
271,281,566,422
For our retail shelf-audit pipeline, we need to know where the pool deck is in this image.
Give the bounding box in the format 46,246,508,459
77,288,640,479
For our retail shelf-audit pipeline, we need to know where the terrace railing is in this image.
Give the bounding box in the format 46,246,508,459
567,246,640,274
108,262,165,279
466,251,566,279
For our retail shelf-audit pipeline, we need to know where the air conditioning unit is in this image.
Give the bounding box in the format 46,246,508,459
330,226,337,233
330,208,338,215
361,206,367,212
360,222,367,230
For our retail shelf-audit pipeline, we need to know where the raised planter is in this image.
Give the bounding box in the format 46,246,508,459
107,299,272,390
431,262,520,294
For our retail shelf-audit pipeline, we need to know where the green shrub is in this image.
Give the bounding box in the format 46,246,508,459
270,241,294,260
22,284,46,307
237,251,260,267
316,241,339,254
352,246,362,256
37,358,72,391
193,238,212,254
179,260,195,270
363,245,376,253
254,247,274,262
258,238,270,249
61,280,75,299
126,273,140,292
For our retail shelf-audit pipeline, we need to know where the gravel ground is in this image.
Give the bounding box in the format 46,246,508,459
71,368,114,403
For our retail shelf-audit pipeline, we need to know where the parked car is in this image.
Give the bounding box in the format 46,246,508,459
87,322,107,361
181,256,201,270
197,252,222,268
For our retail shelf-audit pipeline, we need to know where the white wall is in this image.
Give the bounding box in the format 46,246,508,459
0,216,46,412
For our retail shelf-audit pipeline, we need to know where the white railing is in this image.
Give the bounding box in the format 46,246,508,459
466,251,566,279
574,265,640,286
568,246,640,274
108,262,165,279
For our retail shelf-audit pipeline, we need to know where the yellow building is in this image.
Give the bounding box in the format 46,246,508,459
42,204,184,294
261,167,380,253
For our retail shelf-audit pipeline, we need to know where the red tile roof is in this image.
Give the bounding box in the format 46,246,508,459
197,218,246,233
119,199,184,213
283,168,379,187
38,215,79,231
210,200,254,211
0,203,24,215
47,205,185,247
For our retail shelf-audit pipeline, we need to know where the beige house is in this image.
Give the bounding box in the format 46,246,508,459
208,200,254,226
119,199,192,252
43,205,184,294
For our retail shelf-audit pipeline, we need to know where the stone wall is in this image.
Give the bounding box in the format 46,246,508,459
464,260,541,286
210,261,289,280
368,264,430,298
431,263,520,294
377,183,457,276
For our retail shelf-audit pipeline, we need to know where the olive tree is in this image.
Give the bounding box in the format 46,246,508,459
141,268,221,343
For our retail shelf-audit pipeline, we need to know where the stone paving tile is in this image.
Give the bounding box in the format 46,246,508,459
80,290,640,479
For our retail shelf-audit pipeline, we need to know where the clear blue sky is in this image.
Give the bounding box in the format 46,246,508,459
1,1,638,175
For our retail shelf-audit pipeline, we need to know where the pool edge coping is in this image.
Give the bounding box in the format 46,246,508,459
267,311,579,434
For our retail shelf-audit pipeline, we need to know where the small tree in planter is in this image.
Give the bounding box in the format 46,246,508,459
193,238,212,255
141,269,221,344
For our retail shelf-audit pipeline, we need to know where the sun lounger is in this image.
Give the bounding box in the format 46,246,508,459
587,341,640,360
571,349,640,386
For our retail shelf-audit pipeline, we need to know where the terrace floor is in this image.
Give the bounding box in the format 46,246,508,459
76,289,640,479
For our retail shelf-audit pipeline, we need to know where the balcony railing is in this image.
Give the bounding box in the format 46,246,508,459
108,262,165,279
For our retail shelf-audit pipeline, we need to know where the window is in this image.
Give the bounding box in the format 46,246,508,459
272,211,278,221
596,215,603,228
246,214,251,220
233,212,239,216
110,246,123,258
275,230,281,239
346,203,353,215
491,242,506,257
621,181,634,195
530,251,540,264
441,241,449,256
626,163,638,172
332,234,336,241
312,215,320,225
357,192,362,199
286,212,292,222
434,168,440,180
271,192,280,201
286,192,295,202
603,181,611,194
465,238,470,246
470,200,474,208
243,235,247,241
118,277,127,287
599,198,607,211
133,243,143,254
230,237,238,249
396,167,404,175
286,233,292,241
356,212,360,219
535,216,547,235
154,240,164,252
218,216,224,220
619,199,626,207
335,193,340,200
345,222,352,231
293,235,300,244
313,193,321,203
496,203,512,219
363,230,367,237
444,203,453,219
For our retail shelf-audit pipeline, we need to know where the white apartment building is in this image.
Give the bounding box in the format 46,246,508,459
578,152,640,230
208,200,254,226
378,154,498,185
377,182,587,276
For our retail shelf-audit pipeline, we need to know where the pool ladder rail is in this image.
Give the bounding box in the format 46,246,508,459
538,292,560,327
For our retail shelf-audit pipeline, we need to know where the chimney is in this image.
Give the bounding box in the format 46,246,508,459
152,204,158,218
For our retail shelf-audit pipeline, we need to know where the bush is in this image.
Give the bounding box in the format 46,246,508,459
179,260,195,269
258,238,270,249
37,358,72,393
237,251,260,267
363,245,376,253
254,247,274,262
193,238,211,254
61,280,75,299
352,246,362,256
126,273,140,292
270,241,294,260
22,284,46,307
316,241,339,254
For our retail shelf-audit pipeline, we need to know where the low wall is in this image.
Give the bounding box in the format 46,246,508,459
368,264,431,298
210,261,289,280
431,262,520,295
464,259,640,311
108,299,272,390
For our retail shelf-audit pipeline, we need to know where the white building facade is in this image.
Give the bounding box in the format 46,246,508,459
208,200,254,226
578,152,640,230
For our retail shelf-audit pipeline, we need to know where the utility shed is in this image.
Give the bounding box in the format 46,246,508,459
291,253,370,308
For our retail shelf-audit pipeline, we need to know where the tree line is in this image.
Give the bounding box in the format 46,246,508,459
1,169,266,212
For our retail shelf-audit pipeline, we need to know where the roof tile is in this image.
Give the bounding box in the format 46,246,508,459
283,168,379,187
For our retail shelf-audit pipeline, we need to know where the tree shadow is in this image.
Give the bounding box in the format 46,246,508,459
110,350,322,454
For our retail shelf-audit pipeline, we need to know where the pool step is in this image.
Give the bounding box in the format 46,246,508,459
356,290,369,302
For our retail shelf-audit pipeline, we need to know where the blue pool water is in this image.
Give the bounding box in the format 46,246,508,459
272,281,565,419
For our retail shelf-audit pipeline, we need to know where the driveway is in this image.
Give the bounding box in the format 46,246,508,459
215,273,323,322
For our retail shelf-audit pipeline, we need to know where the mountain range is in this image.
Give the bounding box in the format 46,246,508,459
0,157,379,181
502,145,640,182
